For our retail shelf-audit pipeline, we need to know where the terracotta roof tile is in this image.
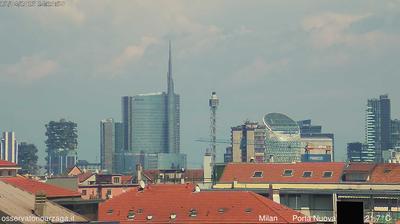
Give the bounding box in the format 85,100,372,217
0,177,81,198
369,163,400,184
77,171,94,183
219,162,345,184
99,184,314,223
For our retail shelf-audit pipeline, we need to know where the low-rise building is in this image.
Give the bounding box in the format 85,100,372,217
98,183,315,223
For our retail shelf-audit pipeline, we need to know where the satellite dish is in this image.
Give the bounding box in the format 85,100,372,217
194,185,201,193
139,180,146,189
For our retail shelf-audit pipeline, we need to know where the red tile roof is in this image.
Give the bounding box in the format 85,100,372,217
0,177,81,198
182,169,204,180
99,184,314,223
343,163,376,172
219,162,345,184
121,175,133,184
369,163,400,184
0,160,18,167
77,171,94,183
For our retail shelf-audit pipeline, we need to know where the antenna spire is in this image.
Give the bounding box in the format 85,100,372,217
167,40,174,94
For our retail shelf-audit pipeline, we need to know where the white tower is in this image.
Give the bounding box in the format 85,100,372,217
209,92,219,166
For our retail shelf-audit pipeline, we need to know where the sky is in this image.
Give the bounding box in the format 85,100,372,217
0,0,399,168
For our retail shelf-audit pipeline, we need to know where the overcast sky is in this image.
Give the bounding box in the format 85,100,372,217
0,0,399,167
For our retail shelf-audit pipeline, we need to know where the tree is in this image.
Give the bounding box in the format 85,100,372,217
18,142,39,175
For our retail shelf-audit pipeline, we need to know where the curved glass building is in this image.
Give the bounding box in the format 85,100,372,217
263,113,302,163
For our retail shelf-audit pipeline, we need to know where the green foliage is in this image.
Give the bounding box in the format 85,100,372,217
18,142,38,175
45,119,78,161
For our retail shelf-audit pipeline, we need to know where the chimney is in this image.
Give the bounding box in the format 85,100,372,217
34,191,47,217
136,164,143,183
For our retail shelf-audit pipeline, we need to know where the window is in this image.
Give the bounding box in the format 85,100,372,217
302,171,312,177
384,168,392,173
283,169,293,177
323,171,333,178
107,209,113,214
82,190,87,195
252,171,263,178
189,209,197,217
113,177,121,184
107,189,112,196
245,208,252,213
127,210,135,220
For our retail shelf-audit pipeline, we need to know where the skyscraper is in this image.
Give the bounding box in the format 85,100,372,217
1,131,18,163
264,113,302,163
365,94,391,162
45,119,78,175
120,42,185,170
391,119,400,149
100,118,115,173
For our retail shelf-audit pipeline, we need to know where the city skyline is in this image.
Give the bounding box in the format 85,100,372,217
0,1,400,167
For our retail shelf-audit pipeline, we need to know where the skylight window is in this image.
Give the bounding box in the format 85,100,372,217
189,209,197,217
384,168,392,173
253,171,263,178
303,171,312,177
323,171,333,178
245,208,252,213
107,209,113,214
283,169,293,177
127,210,135,220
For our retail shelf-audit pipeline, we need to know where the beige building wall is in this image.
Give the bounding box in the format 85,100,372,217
232,130,242,162
246,130,255,162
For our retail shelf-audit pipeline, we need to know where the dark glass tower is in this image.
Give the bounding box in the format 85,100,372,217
365,94,391,163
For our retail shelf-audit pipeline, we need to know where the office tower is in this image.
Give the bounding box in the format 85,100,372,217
120,42,185,171
347,142,364,162
122,96,133,152
391,119,400,149
228,121,266,163
45,119,78,175
365,94,391,163
264,113,302,163
1,131,18,163
297,120,322,134
298,119,334,162
100,118,115,173
114,122,124,153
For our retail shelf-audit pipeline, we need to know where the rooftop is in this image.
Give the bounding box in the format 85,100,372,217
0,176,81,198
99,183,313,223
219,162,345,184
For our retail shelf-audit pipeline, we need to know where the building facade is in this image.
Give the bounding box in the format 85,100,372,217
264,113,302,163
298,119,334,162
1,131,18,164
392,119,400,149
100,118,115,173
228,121,266,163
365,94,391,162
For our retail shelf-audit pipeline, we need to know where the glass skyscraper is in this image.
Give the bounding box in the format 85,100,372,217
119,42,185,171
365,94,391,163
263,113,302,163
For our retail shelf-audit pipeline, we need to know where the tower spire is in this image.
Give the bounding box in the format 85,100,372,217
167,40,174,94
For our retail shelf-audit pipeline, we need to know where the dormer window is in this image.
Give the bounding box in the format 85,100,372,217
323,171,333,178
302,171,312,177
253,171,263,178
283,169,293,177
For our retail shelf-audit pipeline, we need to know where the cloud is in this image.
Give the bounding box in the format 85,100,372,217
0,56,58,83
99,36,159,77
302,12,400,50
302,13,368,49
